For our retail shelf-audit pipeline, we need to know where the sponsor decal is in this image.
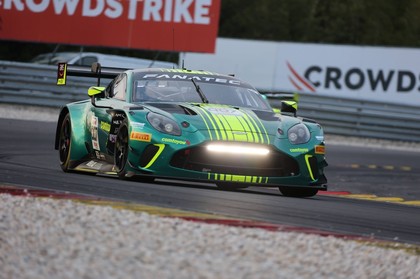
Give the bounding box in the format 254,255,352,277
287,60,420,95
206,106,242,116
56,63,67,85
315,145,325,154
316,135,324,141
91,115,100,150
131,122,146,129
290,148,309,153
86,160,103,170
130,132,152,142
142,73,241,85
162,137,189,145
100,121,111,133
109,134,117,143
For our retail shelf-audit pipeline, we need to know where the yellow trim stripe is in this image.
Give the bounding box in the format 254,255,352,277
246,110,271,144
305,155,316,181
143,144,165,169
208,173,269,184
236,115,256,143
194,107,214,140
193,104,271,144
241,111,265,144
212,113,229,140
196,106,221,140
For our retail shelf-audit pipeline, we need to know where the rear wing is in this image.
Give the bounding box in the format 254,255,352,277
56,62,129,86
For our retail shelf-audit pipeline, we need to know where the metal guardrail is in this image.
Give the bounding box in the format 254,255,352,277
268,94,420,142
0,61,93,107
1,60,420,142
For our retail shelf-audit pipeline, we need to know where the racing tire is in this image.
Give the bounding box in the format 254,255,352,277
216,182,249,191
115,122,130,179
279,187,318,198
58,113,72,172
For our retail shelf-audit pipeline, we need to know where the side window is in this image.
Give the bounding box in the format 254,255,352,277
112,74,127,101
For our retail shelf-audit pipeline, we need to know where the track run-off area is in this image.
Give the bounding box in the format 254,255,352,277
1,105,420,278
1,105,420,244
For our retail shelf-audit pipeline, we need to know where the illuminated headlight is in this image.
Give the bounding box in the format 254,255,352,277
147,112,181,136
288,123,310,144
206,143,269,156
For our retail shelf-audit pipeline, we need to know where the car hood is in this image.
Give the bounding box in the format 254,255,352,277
143,103,302,143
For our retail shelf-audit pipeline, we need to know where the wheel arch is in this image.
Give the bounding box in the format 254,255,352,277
55,103,91,164
55,107,70,150
106,109,129,154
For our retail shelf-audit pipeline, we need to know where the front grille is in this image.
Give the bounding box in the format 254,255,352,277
170,144,299,177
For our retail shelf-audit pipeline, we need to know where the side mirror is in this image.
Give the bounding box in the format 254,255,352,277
281,101,298,116
88,86,106,108
88,86,105,97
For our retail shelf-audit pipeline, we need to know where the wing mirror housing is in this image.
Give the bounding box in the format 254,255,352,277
280,100,297,117
88,86,107,108
88,86,105,97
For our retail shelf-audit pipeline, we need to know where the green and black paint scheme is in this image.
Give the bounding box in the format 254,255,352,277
55,63,327,197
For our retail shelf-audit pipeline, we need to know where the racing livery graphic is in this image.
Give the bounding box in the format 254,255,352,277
55,63,327,197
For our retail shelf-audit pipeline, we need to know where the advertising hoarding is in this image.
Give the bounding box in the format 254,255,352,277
276,43,420,106
0,0,220,53
184,38,420,105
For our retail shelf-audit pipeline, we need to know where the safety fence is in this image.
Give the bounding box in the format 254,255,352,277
1,60,420,142
268,94,420,142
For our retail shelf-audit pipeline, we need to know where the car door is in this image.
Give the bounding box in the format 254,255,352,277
89,74,127,160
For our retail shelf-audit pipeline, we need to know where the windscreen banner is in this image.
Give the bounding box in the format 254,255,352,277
0,0,220,53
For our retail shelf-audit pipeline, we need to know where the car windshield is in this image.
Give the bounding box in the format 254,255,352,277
132,79,271,110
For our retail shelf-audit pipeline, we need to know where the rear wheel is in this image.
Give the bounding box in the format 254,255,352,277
279,187,318,198
115,123,129,179
58,113,72,172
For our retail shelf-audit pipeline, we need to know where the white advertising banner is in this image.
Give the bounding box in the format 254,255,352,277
275,43,420,106
184,38,420,106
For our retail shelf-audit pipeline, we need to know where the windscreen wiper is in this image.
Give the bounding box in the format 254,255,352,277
191,78,209,104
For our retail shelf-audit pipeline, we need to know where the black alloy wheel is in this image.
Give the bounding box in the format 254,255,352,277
59,113,72,172
115,124,129,179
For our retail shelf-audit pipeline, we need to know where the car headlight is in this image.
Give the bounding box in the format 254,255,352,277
147,112,181,136
288,123,310,144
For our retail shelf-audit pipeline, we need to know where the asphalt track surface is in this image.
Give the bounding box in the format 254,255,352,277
1,118,420,245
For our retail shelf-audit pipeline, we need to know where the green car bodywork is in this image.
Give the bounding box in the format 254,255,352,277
55,66,327,197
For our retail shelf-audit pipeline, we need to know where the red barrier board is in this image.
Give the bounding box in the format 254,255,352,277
0,0,220,53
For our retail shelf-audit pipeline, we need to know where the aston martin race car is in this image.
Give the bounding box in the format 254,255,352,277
55,63,327,197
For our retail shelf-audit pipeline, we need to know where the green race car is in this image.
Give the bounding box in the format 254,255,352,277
55,63,327,197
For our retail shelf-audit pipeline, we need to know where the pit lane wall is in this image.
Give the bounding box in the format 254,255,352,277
1,60,420,142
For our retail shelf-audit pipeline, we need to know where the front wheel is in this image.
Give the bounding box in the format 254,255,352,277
114,123,129,179
279,187,318,198
58,113,72,172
